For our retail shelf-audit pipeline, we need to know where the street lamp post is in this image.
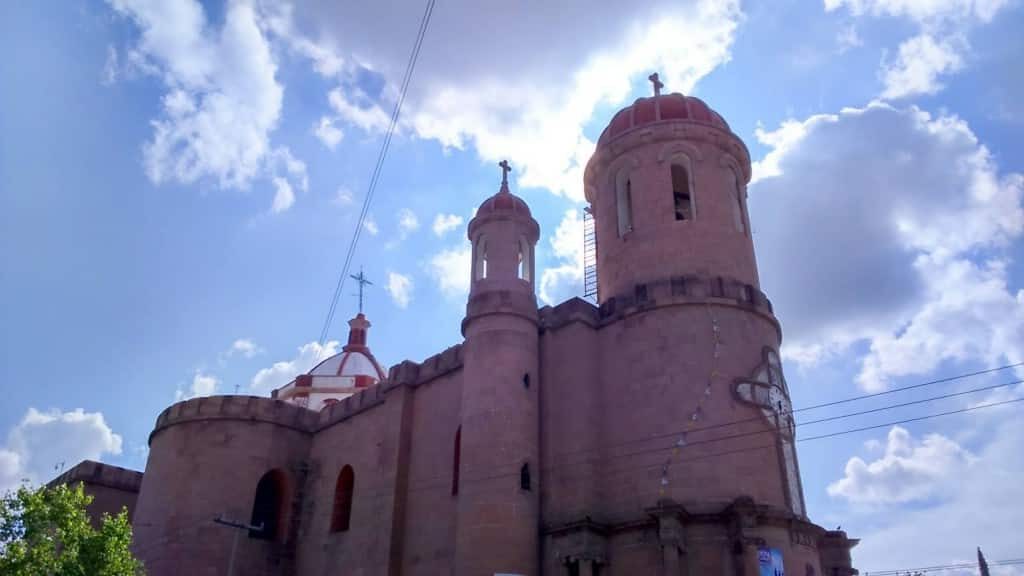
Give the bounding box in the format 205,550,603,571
213,515,263,576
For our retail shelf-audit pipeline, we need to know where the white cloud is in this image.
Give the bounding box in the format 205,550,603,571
386,271,414,308
539,209,585,305
836,24,863,53
1,408,123,493
824,0,1008,23
228,338,262,358
102,44,120,85
270,177,295,213
427,244,472,298
277,0,742,201
880,33,964,99
250,340,341,394
334,186,354,206
828,425,974,504
398,209,419,233
838,417,1024,573
825,0,1010,100
750,103,1024,390
432,213,464,237
313,116,344,149
108,0,307,210
363,216,379,236
175,370,220,401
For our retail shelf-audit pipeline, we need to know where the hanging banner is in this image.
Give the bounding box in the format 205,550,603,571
758,547,785,576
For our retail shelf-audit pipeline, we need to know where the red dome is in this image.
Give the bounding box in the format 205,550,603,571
476,187,532,217
598,93,730,144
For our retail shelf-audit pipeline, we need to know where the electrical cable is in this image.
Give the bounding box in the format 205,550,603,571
316,0,437,349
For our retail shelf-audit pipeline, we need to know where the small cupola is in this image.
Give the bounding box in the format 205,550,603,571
467,160,540,296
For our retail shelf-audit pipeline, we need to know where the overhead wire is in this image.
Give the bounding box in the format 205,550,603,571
316,0,437,349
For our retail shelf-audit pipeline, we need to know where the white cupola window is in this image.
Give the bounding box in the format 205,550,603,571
517,236,532,282
727,167,748,235
473,237,488,280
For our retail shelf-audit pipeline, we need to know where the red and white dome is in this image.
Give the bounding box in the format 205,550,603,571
272,313,386,410
598,92,731,145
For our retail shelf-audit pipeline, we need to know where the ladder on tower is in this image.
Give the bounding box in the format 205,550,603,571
583,207,598,302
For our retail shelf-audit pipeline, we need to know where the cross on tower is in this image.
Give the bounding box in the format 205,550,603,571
499,159,512,187
648,72,664,97
350,267,373,314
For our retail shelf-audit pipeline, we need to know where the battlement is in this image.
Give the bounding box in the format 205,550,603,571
540,274,778,335
384,343,464,389
48,459,143,493
150,395,319,442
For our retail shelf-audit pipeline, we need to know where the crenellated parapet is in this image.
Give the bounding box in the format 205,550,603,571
384,344,464,389
149,395,319,443
540,273,778,337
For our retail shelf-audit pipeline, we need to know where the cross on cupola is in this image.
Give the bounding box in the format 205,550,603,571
499,159,512,190
648,72,664,96
349,267,373,314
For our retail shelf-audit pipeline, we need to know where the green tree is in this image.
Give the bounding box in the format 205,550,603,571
0,482,144,575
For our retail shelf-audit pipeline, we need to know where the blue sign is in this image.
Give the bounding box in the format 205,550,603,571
758,547,784,576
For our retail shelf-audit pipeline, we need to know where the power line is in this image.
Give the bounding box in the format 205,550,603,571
546,362,1024,460
316,0,437,348
864,558,1024,575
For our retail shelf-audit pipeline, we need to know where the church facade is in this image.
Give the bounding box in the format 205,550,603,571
125,86,858,576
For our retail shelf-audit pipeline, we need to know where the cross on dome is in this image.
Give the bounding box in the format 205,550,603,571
349,267,373,314
498,159,512,190
648,72,664,96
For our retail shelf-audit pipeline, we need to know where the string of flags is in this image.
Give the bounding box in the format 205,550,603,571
660,305,722,494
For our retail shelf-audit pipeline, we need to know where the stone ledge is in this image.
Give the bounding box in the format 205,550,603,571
48,460,143,493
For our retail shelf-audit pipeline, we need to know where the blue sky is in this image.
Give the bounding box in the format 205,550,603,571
2,0,1023,572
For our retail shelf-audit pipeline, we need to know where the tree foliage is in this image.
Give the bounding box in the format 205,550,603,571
0,482,144,575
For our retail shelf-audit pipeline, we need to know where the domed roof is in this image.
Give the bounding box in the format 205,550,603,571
598,92,730,144
307,313,385,385
476,186,532,217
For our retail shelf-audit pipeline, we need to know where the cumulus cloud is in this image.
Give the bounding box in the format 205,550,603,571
270,177,295,213
432,213,464,237
313,116,344,149
274,0,742,201
828,426,974,504
386,271,414,308
750,103,1024,390
175,371,220,401
539,209,586,305
880,33,964,99
228,338,262,358
363,216,379,236
427,244,471,298
836,417,1024,572
825,0,1010,99
250,340,341,394
334,186,354,206
1,408,123,493
398,209,419,233
107,0,307,210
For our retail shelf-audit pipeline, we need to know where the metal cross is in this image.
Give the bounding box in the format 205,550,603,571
350,267,373,313
499,159,512,186
648,72,664,96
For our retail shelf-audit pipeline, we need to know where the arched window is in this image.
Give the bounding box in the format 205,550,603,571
671,164,694,221
517,236,532,282
330,465,355,533
473,237,488,281
615,170,633,237
250,469,287,540
452,427,461,496
726,168,748,235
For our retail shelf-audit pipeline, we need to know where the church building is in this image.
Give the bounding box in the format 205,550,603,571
70,79,860,575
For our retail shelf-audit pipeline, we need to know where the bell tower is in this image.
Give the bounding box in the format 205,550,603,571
455,160,541,575
583,75,757,302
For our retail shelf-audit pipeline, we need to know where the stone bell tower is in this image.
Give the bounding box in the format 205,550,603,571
584,74,758,301
455,160,541,575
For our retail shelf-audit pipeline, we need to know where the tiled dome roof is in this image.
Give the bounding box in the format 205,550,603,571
599,93,730,144
476,187,531,217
